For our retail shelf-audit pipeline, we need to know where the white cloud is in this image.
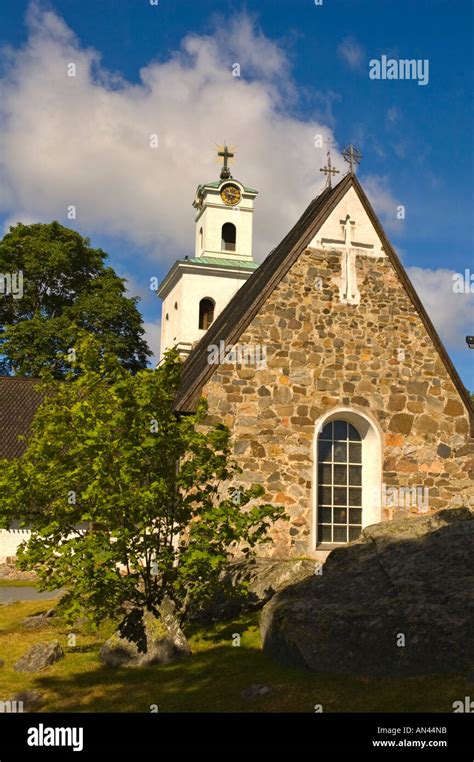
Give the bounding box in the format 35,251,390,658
406,266,474,351
337,37,364,70
0,5,343,267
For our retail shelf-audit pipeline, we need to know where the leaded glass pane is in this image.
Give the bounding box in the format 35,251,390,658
334,508,347,524
348,465,362,486
318,486,332,505
333,442,347,462
320,506,332,523
349,442,362,463
333,464,347,485
319,440,333,463
333,420,347,441
318,524,332,542
333,487,347,506
318,463,332,484
349,487,362,506
349,526,361,541
349,508,362,524
348,423,361,441
320,423,332,439
333,526,347,543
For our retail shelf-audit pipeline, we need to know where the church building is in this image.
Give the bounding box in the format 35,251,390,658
1,146,473,564
162,146,474,560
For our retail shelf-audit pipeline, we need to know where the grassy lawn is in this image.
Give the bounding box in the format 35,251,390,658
0,597,471,713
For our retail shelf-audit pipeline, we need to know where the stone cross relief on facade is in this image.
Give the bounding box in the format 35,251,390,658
320,213,382,305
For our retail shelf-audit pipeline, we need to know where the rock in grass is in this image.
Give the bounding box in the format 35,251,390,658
11,690,44,711
14,641,64,672
99,603,191,668
261,508,474,676
23,608,56,630
241,684,273,700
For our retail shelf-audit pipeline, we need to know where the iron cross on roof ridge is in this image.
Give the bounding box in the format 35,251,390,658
319,140,340,188
342,144,362,174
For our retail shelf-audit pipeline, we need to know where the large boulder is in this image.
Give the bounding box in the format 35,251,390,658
226,557,315,603
99,599,191,668
14,641,64,672
192,557,315,622
261,508,474,676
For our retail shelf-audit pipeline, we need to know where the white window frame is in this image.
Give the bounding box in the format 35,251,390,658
312,406,383,549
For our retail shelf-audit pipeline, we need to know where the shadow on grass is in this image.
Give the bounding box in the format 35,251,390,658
185,614,258,644
33,643,270,713
29,641,474,714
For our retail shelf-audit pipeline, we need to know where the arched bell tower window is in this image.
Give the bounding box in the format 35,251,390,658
221,223,236,252
199,227,203,252
199,297,215,330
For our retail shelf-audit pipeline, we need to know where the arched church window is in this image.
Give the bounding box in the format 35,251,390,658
221,223,236,252
165,313,169,321
199,227,203,252
317,420,362,545
174,302,178,310
199,297,215,330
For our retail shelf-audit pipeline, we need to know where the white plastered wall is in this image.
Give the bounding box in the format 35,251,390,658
160,267,251,356
308,185,386,257
0,528,31,563
195,185,255,262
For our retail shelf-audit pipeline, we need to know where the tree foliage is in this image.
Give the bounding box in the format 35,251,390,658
0,221,150,376
0,341,284,626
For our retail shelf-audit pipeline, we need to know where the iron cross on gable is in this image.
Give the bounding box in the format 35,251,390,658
342,144,362,174
321,214,375,305
319,150,339,189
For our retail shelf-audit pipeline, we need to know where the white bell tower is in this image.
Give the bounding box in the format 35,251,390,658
158,146,258,358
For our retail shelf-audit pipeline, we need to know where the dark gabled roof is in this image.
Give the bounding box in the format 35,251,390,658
174,173,474,432
0,377,45,459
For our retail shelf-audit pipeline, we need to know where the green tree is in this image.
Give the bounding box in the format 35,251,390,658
0,341,284,629
0,221,151,376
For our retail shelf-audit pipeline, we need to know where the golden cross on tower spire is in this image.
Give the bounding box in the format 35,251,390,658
319,141,340,189
217,143,235,180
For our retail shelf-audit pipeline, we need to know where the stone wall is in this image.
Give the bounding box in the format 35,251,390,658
200,246,474,559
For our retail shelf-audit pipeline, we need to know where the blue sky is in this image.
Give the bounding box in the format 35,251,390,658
0,0,472,385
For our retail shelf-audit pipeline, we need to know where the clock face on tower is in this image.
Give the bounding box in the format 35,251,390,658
220,183,241,206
